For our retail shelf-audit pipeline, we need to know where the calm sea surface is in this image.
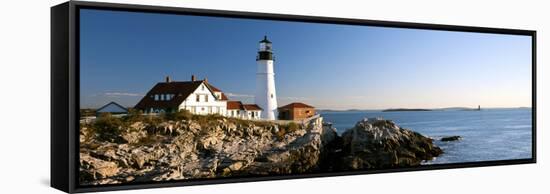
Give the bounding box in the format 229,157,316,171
320,108,532,164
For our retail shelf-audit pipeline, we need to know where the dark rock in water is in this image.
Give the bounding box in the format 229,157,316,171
335,118,443,170
440,136,462,142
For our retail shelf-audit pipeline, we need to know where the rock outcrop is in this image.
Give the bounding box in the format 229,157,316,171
440,136,462,142
338,118,443,169
79,116,441,185
80,116,335,185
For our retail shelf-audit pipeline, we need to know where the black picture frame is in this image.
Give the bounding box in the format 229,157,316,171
51,1,537,193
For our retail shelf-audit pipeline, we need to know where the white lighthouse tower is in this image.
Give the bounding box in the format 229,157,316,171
255,36,278,120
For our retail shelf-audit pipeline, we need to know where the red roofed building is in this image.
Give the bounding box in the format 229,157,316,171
226,101,262,120
278,102,316,121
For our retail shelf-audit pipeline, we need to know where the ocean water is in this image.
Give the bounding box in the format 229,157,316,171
320,108,533,164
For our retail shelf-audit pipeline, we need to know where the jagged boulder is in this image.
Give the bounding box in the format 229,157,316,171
80,153,120,182
339,118,442,169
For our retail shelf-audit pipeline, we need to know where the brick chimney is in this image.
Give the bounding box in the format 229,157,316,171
165,76,171,83
191,75,196,82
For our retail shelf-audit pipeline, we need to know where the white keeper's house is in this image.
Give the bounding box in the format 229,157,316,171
135,75,262,120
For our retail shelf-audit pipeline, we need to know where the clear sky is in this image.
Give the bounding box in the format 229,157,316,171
80,9,532,110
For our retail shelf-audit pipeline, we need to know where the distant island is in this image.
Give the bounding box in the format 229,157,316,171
382,108,433,112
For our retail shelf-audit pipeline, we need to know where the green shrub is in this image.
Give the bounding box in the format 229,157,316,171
124,109,144,123
231,118,251,127
274,122,301,140
92,113,126,143
143,114,164,126
287,122,300,132
192,114,225,127
164,109,193,121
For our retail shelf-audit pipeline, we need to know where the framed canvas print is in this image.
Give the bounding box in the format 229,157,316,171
51,1,536,193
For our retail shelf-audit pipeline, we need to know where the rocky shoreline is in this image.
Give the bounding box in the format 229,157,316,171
79,115,442,185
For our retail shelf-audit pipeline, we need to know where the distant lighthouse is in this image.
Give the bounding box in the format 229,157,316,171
255,36,278,120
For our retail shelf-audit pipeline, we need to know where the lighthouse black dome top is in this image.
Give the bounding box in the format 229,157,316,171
257,36,274,61
259,35,272,43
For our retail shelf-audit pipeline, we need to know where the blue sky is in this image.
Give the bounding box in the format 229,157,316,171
80,9,532,110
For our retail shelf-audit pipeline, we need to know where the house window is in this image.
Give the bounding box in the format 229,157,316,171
201,107,205,111
271,93,274,98
196,94,200,102
205,95,209,102
154,94,159,101
161,94,165,101
202,85,205,90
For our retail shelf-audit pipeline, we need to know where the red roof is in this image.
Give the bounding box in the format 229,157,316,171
206,83,228,100
243,104,262,111
279,102,314,109
227,101,243,110
226,101,262,111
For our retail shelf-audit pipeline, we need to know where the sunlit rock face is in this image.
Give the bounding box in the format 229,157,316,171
79,116,441,185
